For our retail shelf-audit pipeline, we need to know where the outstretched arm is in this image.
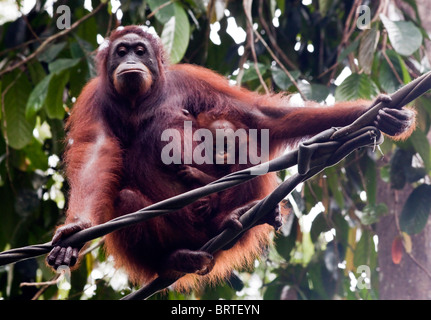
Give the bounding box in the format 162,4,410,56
255,95,415,144
174,64,415,144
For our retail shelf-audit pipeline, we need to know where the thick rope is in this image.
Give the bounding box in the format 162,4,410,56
121,126,382,300
0,126,381,268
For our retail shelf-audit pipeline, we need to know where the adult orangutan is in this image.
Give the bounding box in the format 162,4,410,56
47,25,415,291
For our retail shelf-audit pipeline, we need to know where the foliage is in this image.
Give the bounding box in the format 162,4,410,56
0,0,430,300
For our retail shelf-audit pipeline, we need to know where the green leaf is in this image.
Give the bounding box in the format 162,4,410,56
45,71,69,119
74,9,98,47
358,28,379,74
380,14,423,56
48,58,81,74
400,184,431,235
397,53,412,83
147,0,175,24
160,3,190,64
242,62,269,82
360,203,388,225
307,262,326,298
337,40,359,63
271,67,300,91
354,230,374,267
310,212,330,243
2,72,35,149
332,211,349,246
390,148,412,189
297,83,330,102
22,137,48,171
69,59,89,98
262,281,284,300
325,167,344,208
410,129,430,171
378,50,404,93
25,74,52,120
38,42,67,63
71,36,95,59
27,60,78,120
27,60,47,84
275,215,298,260
335,73,379,101
405,167,427,184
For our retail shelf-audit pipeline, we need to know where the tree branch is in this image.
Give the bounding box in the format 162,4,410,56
243,0,270,94
0,2,106,78
147,0,175,20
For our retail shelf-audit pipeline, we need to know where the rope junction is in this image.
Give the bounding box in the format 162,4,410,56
1,71,431,300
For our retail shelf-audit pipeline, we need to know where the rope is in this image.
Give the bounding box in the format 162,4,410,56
0,70,430,299
121,126,382,300
332,71,431,139
0,126,380,267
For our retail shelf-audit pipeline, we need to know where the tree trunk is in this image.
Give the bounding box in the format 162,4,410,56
376,180,431,299
376,0,431,300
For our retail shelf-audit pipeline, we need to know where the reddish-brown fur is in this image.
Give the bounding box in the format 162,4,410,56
52,26,415,291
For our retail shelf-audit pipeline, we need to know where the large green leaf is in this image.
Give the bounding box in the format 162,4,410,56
45,71,69,119
160,3,190,64
26,58,79,120
334,73,379,101
380,14,423,56
400,184,431,235
2,72,35,149
26,74,52,120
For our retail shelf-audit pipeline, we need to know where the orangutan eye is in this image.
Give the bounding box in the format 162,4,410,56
136,46,146,56
117,46,127,57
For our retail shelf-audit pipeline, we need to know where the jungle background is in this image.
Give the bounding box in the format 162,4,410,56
1,0,431,300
